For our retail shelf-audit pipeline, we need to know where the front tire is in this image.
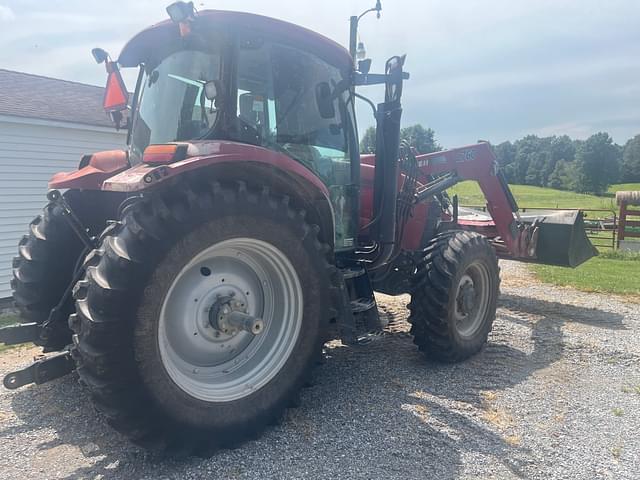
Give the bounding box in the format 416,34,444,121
70,180,335,451
408,231,500,362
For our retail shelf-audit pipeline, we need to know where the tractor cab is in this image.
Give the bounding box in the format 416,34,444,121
99,8,364,249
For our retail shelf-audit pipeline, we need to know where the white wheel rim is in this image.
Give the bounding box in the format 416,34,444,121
453,261,491,338
158,238,303,402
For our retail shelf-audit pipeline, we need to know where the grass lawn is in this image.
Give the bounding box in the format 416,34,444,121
608,183,640,194
448,182,640,212
531,256,640,296
531,250,640,296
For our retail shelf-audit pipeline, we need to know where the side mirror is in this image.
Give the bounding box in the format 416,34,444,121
93,46,129,129
315,82,335,119
109,110,130,131
91,47,109,64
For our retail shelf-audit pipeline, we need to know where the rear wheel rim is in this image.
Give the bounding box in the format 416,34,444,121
158,237,303,402
453,261,490,338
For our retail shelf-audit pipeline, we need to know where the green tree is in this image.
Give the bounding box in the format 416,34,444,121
494,141,517,181
621,134,640,182
547,160,575,190
512,135,544,184
494,141,516,166
525,150,551,186
359,126,377,154
574,132,620,194
360,124,441,154
546,135,575,186
550,135,575,161
612,143,623,183
400,124,441,154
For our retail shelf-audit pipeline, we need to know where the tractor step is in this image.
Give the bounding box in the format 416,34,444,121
341,266,366,279
3,351,75,390
350,297,376,313
0,322,42,345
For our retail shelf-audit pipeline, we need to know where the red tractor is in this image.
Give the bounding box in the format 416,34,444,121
2,2,595,452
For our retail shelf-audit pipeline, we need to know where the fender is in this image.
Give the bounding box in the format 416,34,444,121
104,141,336,247
102,141,330,196
49,150,129,190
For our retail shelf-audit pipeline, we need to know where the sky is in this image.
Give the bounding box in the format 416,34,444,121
1,0,639,148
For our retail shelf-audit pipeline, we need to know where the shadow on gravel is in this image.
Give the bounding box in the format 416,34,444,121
3,373,149,479
358,294,626,477
410,292,626,407
500,293,626,330
0,293,622,479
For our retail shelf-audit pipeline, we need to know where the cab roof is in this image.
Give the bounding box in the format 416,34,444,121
118,10,353,70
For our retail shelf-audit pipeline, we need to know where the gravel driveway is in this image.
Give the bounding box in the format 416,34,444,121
0,261,638,480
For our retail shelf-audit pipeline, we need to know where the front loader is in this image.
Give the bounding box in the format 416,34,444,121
1,2,596,451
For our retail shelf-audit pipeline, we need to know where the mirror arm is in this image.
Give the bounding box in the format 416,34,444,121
353,71,410,86
354,92,377,119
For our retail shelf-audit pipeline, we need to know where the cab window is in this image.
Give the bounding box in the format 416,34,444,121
235,40,355,187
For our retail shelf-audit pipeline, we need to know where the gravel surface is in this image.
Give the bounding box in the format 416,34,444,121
0,260,638,479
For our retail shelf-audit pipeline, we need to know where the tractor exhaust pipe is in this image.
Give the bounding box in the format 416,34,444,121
369,100,402,269
369,55,406,269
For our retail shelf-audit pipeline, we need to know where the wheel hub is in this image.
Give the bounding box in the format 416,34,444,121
453,264,490,338
457,276,477,315
208,293,264,336
173,278,257,368
158,238,303,402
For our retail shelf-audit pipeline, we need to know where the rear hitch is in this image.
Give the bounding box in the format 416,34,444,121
0,322,42,345
3,351,75,390
47,189,98,250
33,190,99,351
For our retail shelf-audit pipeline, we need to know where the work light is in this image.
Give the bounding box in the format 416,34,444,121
166,1,194,23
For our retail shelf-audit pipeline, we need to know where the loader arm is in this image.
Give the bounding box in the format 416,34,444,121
414,142,597,267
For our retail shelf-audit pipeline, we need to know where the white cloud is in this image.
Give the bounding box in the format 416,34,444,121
0,5,15,21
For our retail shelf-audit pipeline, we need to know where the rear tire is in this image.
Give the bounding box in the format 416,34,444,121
11,191,85,349
70,179,335,452
408,231,499,362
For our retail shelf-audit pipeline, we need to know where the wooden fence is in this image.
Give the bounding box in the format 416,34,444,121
617,200,640,248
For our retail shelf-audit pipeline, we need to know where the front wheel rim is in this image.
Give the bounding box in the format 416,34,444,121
158,238,303,402
453,261,491,338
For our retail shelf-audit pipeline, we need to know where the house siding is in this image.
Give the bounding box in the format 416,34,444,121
0,118,125,298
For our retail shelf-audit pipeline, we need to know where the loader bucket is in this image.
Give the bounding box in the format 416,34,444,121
528,210,598,267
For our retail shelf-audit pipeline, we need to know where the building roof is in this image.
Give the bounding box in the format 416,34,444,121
0,69,113,128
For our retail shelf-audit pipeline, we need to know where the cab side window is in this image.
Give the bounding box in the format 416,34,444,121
236,40,276,142
270,44,351,184
235,37,353,186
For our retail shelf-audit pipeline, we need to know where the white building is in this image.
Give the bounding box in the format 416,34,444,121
0,69,126,299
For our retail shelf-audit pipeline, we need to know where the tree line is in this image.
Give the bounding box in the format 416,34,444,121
360,125,640,195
